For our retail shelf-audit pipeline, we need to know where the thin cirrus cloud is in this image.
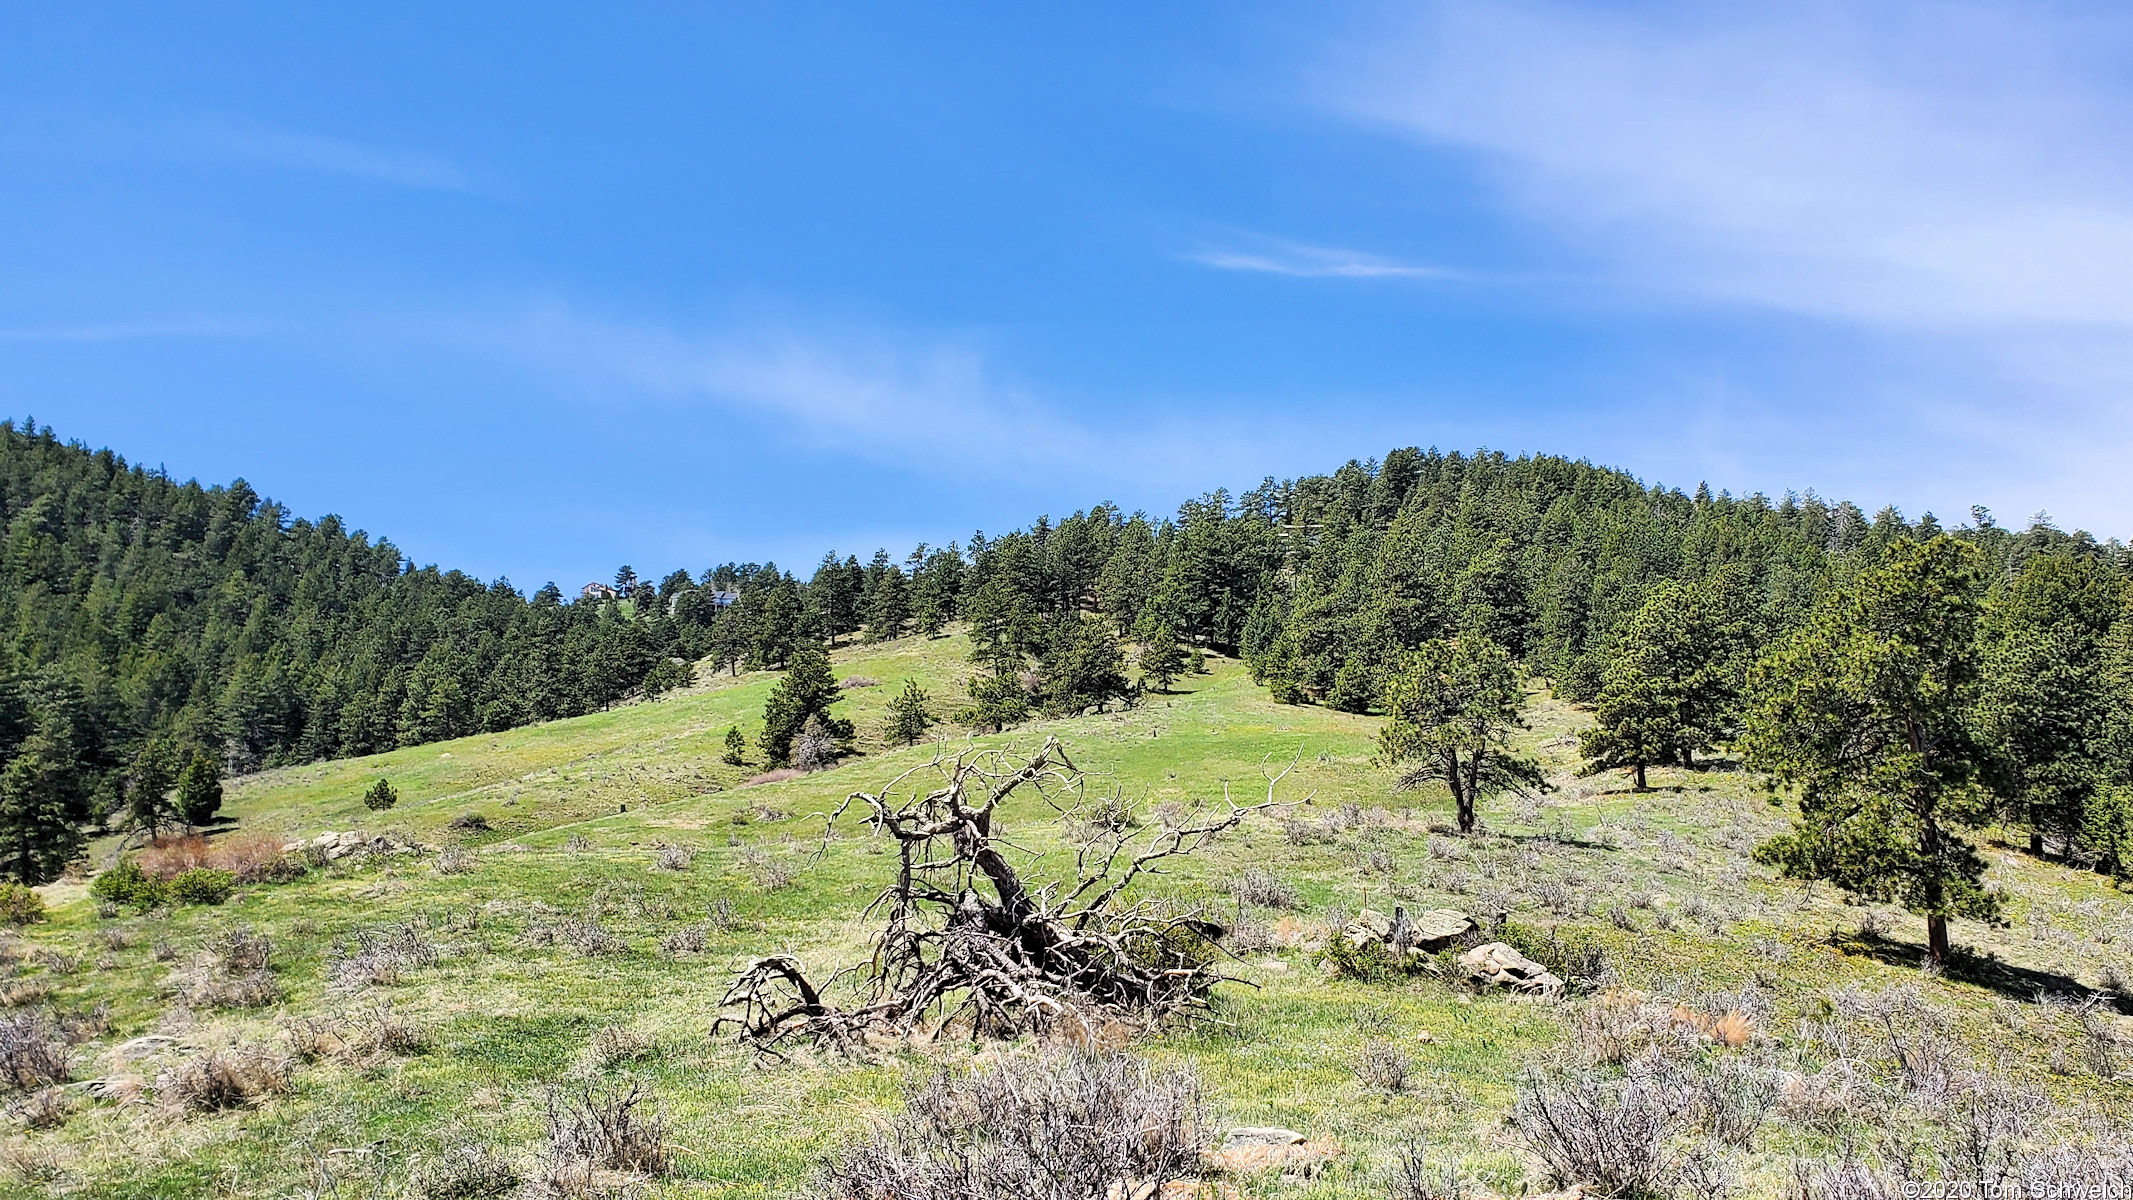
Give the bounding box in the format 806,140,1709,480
430,305,1156,480
1186,236,1461,280
1312,2,2133,333
1293,1,2133,531
189,120,476,192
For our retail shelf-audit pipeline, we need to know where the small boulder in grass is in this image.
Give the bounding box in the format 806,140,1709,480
1458,941,1565,996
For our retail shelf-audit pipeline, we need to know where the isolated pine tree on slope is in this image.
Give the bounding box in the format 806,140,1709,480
1745,536,1999,964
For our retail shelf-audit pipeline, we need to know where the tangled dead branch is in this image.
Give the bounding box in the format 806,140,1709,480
712,736,1303,1057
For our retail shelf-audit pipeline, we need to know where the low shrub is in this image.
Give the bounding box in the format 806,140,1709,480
12,1085,68,1130
89,860,167,913
0,886,43,927
1228,867,1299,910
0,1013,69,1091
812,1049,1205,1200
434,844,477,875
139,832,302,883
658,924,709,956
167,868,236,906
586,1024,651,1071
329,922,441,990
215,925,273,974
448,814,490,832
538,1078,669,1192
1356,1038,1413,1093
413,1140,520,1200
158,1044,291,1112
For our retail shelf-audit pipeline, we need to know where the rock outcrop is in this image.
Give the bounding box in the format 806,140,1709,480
1340,906,1474,958
1458,941,1565,996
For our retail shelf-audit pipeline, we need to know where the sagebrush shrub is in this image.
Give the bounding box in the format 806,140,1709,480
812,1049,1205,1200
1228,867,1299,910
158,1044,291,1112
0,1012,69,1090
413,1140,520,1200
538,1077,669,1191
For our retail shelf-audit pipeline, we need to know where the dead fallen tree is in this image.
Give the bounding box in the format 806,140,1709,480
712,736,1301,1057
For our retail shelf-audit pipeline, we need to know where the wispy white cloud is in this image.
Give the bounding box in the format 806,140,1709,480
426,305,1188,483
1318,2,2133,332
1305,1,2133,533
193,121,474,191
1187,237,1460,279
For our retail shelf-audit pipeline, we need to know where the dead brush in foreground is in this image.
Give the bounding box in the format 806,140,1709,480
169,925,278,1009
533,1078,669,1198
0,1011,70,1090
812,1048,1207,1200
283,1004,430,1064
157,1043,292,1112
329,920,442,989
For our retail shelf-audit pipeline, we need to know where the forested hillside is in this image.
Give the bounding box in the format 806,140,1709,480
0,421,2124,884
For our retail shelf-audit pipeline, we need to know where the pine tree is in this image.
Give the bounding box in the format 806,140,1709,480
125,739,179,839
363,777,399,811
955,671,1030,733
1138,624,1185,693
722,725,748,766
886,680,934,746
1577,580,1734,790
864,551,910,642
1037,617,1135,715
1976,552,2121,859
759,649,852,766
1378,635,1545,834
0,729,86,884
1743,536,1998,964
174,750,223,827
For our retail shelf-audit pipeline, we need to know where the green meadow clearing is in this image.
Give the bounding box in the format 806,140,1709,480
6,632,2128,1198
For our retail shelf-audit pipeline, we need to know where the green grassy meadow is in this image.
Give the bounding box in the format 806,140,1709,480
6,632,2129,1198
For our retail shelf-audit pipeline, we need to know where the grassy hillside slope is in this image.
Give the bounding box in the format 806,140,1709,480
6,633,2129,1198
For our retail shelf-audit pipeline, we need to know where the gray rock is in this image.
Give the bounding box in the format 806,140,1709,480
1458,941,1565,996
1405,908,1474,951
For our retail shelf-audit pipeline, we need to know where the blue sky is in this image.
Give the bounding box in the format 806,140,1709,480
5,3,2131,588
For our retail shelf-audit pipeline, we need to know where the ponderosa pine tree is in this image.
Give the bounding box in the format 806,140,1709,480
1138,624,1185,693
125,738,179,839
759,648,852,766
1577,579,1739,790
0,726,86,884
864,550,910,642
806,554,865,645
1037,617,1135,715
363,777,398,811
1976,552,2123,859
1744,536,1998,964
174,750,223,827
722,725,748,765
886,680,935,746
955,670,1030,734
1378,634,1546,834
